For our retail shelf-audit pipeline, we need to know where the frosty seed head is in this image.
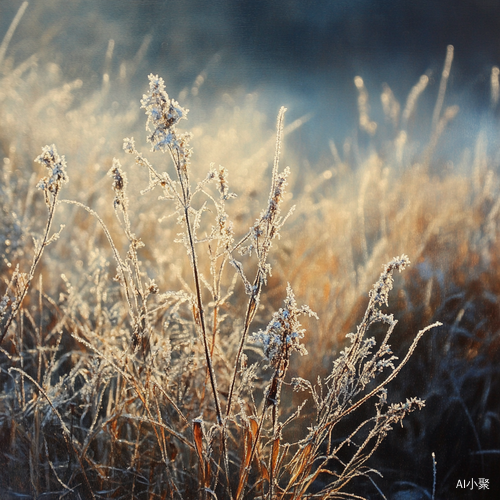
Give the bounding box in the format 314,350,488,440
108,158,129,210
369,254,410,307
252,283,317,368
140,74,189,153
35,144,69,195
123,137,136,154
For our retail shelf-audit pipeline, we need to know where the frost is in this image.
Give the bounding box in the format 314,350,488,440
140,73,191,157
35,144,69,195
252,283,317,368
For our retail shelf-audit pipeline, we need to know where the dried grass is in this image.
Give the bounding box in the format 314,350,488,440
1,5,500,499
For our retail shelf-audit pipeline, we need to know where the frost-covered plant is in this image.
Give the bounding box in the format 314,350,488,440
277,256,441,498
234,285,317,498
0,69,441,500
253,283,315,375
0,144,67,345
35,144,69,201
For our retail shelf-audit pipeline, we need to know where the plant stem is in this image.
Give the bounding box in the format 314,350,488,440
0,187,59,345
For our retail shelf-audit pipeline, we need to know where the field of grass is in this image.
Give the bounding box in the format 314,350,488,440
1,3,500,499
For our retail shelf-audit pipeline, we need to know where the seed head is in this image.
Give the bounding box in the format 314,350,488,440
141,74,189,153
35,144,69,195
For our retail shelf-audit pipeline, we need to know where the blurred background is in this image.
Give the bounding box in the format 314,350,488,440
2,0,500,166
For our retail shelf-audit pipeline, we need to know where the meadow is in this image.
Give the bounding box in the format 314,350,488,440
1,3,499,499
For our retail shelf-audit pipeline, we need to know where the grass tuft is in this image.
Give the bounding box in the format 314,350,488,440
1,9,500,499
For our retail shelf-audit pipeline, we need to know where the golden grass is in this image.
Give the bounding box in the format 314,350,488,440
1,5,500,499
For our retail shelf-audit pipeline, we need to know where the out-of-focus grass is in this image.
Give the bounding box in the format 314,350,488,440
1,3,500,499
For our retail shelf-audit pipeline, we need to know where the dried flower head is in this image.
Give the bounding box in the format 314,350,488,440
216,165,236,201
252,283,317,369
370,254,410,307
35,144,69,195
123,137,136,154
140,73,190,153
108,158,128,210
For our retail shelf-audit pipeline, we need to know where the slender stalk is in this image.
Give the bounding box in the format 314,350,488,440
226,276,261,419
226,107,287,419
0,186,59,345
168,136,223,425
184,203,223,424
